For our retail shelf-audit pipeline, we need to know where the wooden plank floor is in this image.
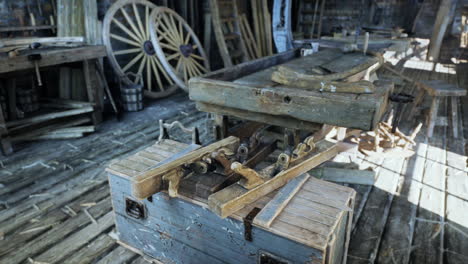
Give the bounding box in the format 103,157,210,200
0,61,467,264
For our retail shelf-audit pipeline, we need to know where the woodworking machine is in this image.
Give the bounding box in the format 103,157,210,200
107,48,391,264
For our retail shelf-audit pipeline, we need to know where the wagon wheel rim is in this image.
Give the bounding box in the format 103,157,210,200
103,0,178,99
149,7,210,92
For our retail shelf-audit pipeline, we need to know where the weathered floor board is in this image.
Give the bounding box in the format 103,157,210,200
0,59,467,264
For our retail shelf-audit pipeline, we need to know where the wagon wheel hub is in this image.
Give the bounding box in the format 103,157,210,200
179,44,193,58
143,40,156,55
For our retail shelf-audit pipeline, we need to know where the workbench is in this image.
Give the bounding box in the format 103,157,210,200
190,48,392,132
0,45,107,155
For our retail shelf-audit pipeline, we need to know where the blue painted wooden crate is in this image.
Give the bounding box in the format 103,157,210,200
107,140,356,264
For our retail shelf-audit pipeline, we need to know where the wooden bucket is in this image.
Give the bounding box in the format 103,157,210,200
0,93,7,121
120,73,143,112
17,87,39,113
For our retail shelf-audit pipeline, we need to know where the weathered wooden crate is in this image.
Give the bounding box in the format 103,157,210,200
107,140,356,264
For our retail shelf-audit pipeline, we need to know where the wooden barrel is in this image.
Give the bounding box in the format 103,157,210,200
0,93,7,121
120,73,144,112
17,88,39,113
120,82,143,112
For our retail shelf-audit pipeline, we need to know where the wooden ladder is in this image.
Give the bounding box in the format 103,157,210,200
297,0,326,39
210,0,250,67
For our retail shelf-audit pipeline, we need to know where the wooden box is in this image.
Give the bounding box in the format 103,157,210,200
107,140,356,264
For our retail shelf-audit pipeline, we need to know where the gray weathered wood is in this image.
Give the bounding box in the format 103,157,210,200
0,46,106,74
6,106,94,129
191,77,391,131
311,167,376,185
197,102,321,132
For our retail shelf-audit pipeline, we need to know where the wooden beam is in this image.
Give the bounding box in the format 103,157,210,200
208,139,340,218
0,37,84,47
197,102,321,132
6,106,94,129
427,0,457,61
311,167,376,185
0,46,106,74
190,78,392,131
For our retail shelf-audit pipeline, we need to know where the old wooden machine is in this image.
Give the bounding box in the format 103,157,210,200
106,3,392,264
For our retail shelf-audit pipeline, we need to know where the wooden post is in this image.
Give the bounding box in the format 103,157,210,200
214,114,228,140
317,0,327,38
451,97,459,138
427,0,456,62
83,60,102,125
0,93,13,155
6,79,17,121
426,97,440,138
203,13,212,60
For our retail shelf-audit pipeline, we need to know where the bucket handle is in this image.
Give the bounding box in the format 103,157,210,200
122,72,143,86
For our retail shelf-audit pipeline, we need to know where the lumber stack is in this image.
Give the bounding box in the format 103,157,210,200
250,0,273,57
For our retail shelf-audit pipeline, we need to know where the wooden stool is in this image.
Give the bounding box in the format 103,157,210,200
409,80,466,138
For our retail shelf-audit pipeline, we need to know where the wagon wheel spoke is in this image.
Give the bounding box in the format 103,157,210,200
145,6,150,40
120,7,145,41
190,53,205,61
146,55,152,92
184,31,191,45
187,58,205,75
159,43,179,52
175,57,183,73
178,19,185,45
135,55,148,83
149,56,164,90
156,28,180,50
167,53,181,61
153,55,174,85
172,14,185,44
156,15,182,45
122,52,144,72
163,13,183,44
189,57,209,73
133,3,147,40
110,33,140,47
185,59,198,78
114,48,141,56
112,19,142,43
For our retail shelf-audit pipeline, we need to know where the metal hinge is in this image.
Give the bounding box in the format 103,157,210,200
244,207,261,242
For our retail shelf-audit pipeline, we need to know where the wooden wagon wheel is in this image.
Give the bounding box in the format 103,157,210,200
103,0,178,99
149,7,210,92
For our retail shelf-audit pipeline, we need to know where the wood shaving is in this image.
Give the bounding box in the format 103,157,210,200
80,202,96,207
84,208,97,225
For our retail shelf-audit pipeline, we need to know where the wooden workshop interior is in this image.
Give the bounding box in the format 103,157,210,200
0,0,467,263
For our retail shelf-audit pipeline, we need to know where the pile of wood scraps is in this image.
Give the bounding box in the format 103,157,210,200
250,0,273,57
353,115,422,158
7,98,96,142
